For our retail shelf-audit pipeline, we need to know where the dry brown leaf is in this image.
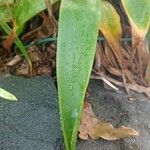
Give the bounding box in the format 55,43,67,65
94,35,150,99
92,73,150,99
94,43,102,72
146,60,150,85
2,31,16,55
136,39,150,85
79,102,139,140
92,123,138,140
6,55,23,67
95,43,122,77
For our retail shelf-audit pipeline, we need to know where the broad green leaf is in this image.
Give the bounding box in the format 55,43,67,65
57,0,101,149
0,88,17,101
0,0,58,33
14,0,58,27
121,0,150,43
100,1,123,65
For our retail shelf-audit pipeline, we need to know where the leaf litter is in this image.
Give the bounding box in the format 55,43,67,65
79,101,139,140
3,5,57,76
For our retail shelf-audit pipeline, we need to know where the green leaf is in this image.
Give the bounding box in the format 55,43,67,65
57,0,101,149
14,0,58,27
121,0,150,40
0,0,58,34
0,88,17,101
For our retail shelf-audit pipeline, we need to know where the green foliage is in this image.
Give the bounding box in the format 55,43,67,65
0,0,57,25
122,0,150,28
57,0,101,149
14,0,53,32
0,0,57,60
0,5,13,22
121,0,150,39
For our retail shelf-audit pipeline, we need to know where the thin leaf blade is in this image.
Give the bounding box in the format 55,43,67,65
100,1,122,42
99,1,123,66
0,22,31,64
0,88,17,101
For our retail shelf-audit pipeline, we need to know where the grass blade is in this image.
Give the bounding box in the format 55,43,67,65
0,21,31,64
0,88,17,101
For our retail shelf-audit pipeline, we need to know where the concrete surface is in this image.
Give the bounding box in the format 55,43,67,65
0,75,150,150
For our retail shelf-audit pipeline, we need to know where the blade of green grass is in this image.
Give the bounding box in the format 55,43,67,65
57,0,101,149
0,88,17,101
0,21,31,65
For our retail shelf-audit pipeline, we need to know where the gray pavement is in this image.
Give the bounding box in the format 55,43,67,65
0,75,150,150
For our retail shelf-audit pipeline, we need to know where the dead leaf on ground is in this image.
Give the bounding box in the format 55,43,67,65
5,43,56,77
79,101,139,140
94,38,150,99
6,55,23,67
